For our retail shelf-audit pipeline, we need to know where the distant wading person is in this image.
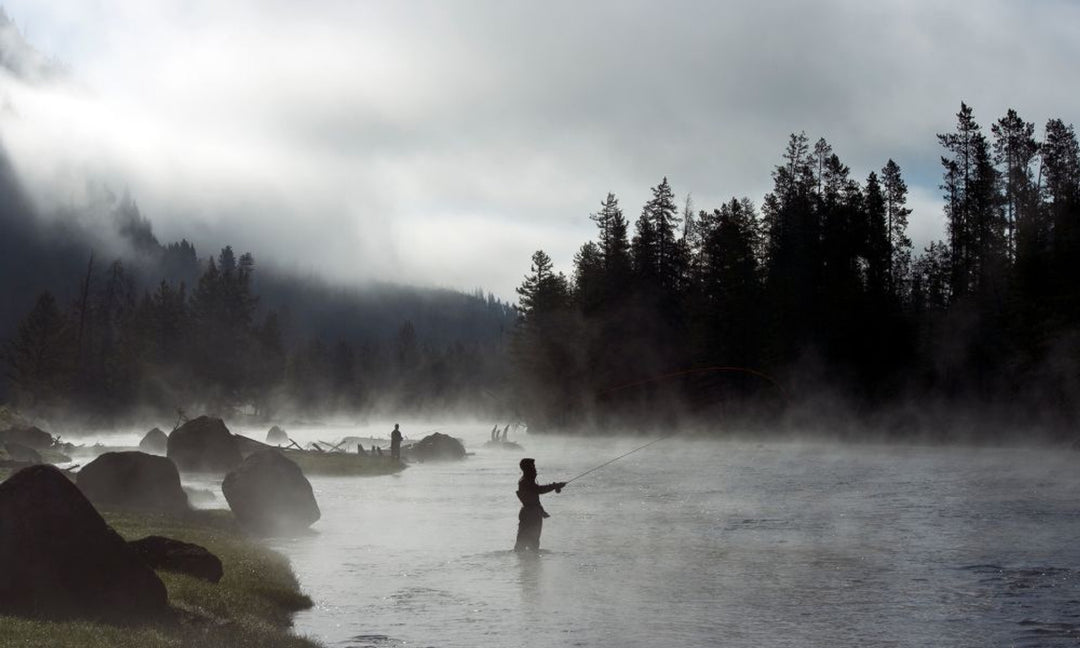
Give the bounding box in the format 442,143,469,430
515,458,565,553
390,424,403,460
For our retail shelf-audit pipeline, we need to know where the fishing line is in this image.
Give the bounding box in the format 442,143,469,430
564,432,679,485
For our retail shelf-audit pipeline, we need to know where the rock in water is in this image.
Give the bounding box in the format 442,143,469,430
167,416,242,473
233,434,272,458
266,425,288,444
128,536,224,583
77,451,189,514
0,425,53,450
3,442,42,464
222,450,320,535
411,432,467,462
138,427,169,454
0,465,168,621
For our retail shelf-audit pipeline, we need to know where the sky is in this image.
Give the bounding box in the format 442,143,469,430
0,0,1078,301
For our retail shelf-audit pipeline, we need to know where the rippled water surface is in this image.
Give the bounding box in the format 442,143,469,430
243,426,1080,647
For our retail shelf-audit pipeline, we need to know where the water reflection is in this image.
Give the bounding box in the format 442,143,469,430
517,551,543,605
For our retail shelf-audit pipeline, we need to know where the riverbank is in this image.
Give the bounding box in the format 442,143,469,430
0,506,323,648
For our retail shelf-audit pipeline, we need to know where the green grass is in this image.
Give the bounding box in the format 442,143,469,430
282,449,405,477
0,508,324,648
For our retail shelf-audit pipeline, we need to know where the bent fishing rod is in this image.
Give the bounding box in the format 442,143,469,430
563,432,680,485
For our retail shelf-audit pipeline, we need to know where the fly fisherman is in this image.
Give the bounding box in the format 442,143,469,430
514,458,566,552
390,423,403,460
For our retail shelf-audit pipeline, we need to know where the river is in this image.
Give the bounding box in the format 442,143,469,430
220,424,1080,648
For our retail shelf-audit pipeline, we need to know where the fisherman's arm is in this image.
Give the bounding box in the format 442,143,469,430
538,482,567,494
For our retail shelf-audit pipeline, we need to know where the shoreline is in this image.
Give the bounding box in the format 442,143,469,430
0,502,325,648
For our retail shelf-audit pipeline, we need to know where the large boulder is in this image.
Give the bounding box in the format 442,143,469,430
222,450,320,535
410,432,466,462
0,465,168,621
4,442,42,464
266,425,288,444
128,536,223,583
166,416,242,473
0,425,53,450
234,434,272,458
76,452,189,514
138,427,169,454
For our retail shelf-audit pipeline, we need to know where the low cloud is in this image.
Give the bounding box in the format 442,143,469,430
0,0,1077,298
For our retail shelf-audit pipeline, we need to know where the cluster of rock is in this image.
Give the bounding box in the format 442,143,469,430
223,450,321,535
3,442,42,464
0,425,70,468
0,425,53,449
266,425,289,444
167,416,243,473
128,535,223,583
77,451,189,514
0,414,329,622
158,417,319,535
138,427,169,454
409,432,467,462
0,465,169,621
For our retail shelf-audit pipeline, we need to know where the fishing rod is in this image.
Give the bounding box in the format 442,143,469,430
564,432,679,485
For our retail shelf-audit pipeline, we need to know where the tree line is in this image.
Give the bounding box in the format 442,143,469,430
512,103,1080,439
3,242,515,423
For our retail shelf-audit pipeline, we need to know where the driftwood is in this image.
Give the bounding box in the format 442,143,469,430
317,439,347,453
287,439,304,451
172,408,189,432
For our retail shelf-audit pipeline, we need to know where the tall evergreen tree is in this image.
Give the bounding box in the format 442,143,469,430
938,103,1004,298
512,250,577,429
3,291,71,409
992,109,1040,261
572,241,605,315
1042,118,1080,318
881,160,913,301
642,177,682,293
763,132,817,360
588,193,632,303
863,171,890,302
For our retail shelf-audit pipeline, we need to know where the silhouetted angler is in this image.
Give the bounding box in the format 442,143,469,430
390,424,403,460
515,458,565,552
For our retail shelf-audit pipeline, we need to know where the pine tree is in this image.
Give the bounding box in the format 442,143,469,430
511,250,577,430
698,198,762,365
1042,118,1080,317
4,291,72,409
589,193,632,302
881,160,913,301
863,171,890,301
992,109,1040,261
516,250,570,320
763,132,817,359
642,177,682,293
938,103,1004,298
572,241,604,315
631,211,659,287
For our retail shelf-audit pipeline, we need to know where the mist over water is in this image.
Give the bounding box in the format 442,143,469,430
195,425,1080,648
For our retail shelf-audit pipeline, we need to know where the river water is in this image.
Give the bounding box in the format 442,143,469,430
226,424,1080,648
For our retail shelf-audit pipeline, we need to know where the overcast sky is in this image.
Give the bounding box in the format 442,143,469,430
1,0,1078,301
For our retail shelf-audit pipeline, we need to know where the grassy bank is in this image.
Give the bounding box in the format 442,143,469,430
0,507,323,648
